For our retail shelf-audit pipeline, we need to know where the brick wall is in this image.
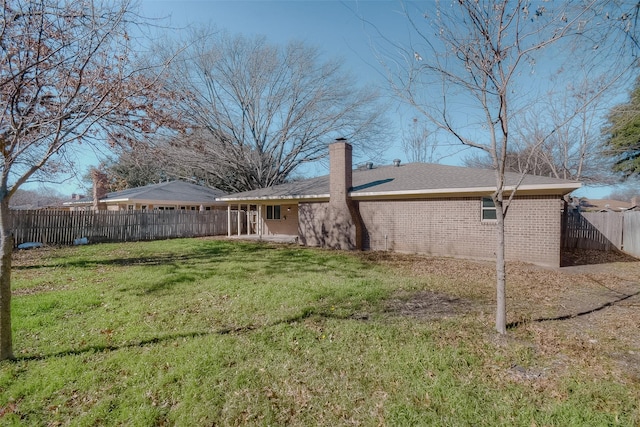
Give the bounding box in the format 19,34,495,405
298,202,358,249
261,203,299,235
299,195,563,267
298,203,329,247
329,141,352,202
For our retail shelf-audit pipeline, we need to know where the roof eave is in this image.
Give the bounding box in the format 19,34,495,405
351,183,581,199
220,182,581,203
219,194,330,203
62,200,92,206
64,197,225,206
106,197,223,205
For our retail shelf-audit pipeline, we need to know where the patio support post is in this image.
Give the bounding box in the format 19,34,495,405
227,205,231,237
258,204,263,237
247,204,251,235
237,204,242,236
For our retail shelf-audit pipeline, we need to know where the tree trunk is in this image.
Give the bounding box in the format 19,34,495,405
0,197,13,360
494,197,507,334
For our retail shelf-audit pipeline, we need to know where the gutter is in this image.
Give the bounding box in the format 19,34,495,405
218,182,581,203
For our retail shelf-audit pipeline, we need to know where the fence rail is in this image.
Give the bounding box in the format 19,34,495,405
11,209,243,247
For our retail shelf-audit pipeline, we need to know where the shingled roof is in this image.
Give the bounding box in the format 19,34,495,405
219,162,580,202
65,180,227,206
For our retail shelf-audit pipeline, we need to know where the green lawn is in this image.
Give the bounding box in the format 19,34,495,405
1,238,638,426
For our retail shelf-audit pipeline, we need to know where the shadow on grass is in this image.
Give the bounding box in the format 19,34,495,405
13,241,266,271
12,241,362,280
139,271,201,294
507,289,640,329
12,307,364,362
13,242,385,325
560,248,639,267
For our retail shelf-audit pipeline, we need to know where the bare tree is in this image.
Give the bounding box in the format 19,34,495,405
401,117,439,163
95,148,171,192
0,0,176,360
466,76,617,184
387,0,638,334
9,187,66,209
607,185,640,202
153,30,390,193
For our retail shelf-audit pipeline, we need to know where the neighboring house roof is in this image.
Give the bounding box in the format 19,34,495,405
577,198,636,212
219,162,581,202
64,180,228,206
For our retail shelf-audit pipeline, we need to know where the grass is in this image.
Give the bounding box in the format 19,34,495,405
1,238,639,426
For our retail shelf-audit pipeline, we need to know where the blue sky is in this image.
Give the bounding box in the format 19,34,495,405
142,0,411,83
54,0,624,198
59,0,422,194
140,0,418,170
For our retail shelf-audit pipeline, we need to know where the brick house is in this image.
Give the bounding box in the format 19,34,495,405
220,139,581,267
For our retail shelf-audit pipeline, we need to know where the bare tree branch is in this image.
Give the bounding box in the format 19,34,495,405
0,0,179,360
148,30,390,192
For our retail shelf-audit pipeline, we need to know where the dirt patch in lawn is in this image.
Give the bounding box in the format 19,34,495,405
363,250,640,381
384,290,476,320
12,245,54,267
363,250,640,321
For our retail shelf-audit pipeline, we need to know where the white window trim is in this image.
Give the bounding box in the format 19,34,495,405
481,197,497,222
266,204,281,220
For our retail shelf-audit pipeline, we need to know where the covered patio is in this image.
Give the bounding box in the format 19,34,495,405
225,202,300,241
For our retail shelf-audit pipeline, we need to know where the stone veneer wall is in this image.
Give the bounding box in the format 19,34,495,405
299,195,563,267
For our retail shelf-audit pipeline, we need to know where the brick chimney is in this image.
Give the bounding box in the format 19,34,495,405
326,138,362,250
330,138,352,203
91,169,108,211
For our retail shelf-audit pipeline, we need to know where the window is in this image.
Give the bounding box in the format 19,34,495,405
266,205,281,220
481,197,497,221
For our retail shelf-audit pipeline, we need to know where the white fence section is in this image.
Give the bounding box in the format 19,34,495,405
623,211,640,257
581,212,624,250
565,211,640,258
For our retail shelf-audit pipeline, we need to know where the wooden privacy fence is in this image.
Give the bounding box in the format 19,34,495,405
11,209,244,247
562,210,615,251
622,211,640,257
562,210,640,258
